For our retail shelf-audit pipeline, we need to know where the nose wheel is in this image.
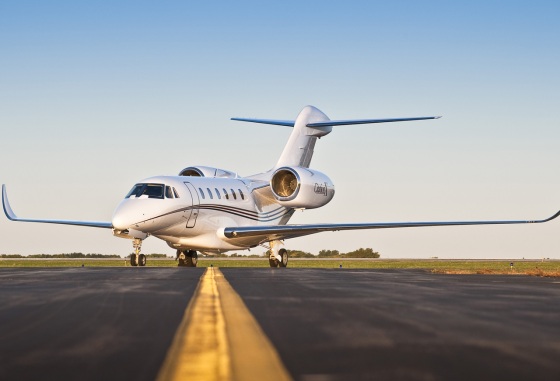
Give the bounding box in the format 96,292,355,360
129,238,146,266
177,250,198,267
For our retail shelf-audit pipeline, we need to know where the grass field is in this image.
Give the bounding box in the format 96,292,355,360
1,258,559,276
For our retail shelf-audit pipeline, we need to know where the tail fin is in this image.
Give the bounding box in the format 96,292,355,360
232,106,332,168
232,105,440,169
276,106,331,168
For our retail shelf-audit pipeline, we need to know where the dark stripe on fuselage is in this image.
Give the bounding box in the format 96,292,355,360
134,204,291,225
197,205,291,222
198,204,287,220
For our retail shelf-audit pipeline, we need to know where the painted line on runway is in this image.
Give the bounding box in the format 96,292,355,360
156,267,292,381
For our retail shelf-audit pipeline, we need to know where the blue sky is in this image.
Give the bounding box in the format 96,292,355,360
1,1,559,258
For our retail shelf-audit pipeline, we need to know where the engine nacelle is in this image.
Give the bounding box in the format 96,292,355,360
270,167,335,209
178,166,238,178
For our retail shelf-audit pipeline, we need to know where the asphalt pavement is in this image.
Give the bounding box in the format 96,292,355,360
0,268,204,381
222,268,560,381
1,267,560,381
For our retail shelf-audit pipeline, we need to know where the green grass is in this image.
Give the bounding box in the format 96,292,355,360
1,258,559,276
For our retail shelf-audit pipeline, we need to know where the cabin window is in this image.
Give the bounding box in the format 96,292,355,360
125,183,165,199
238,189,245,200
231,189,237,200
223,188,229,200
215,188,221,199
207,188,213,199
165,186,174,199
173,187,179,198
199,187,205,199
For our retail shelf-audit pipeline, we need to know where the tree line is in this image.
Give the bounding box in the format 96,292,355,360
228,247,380,258
1,249,379,259
0,253,121,258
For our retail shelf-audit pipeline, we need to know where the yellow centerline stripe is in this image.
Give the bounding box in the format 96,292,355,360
214,268,292,381
156,267,292,381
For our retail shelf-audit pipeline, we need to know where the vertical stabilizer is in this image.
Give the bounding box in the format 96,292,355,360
275,106,331,168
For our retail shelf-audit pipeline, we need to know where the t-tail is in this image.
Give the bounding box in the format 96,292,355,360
232,105,441,169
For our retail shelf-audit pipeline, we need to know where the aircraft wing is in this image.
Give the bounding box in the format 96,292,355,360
2,185,113,229
222,209,560,242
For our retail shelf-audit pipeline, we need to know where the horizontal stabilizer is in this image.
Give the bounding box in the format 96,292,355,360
231,115,441,128
2,184,113,229
307,116,441,127
230,118,295,127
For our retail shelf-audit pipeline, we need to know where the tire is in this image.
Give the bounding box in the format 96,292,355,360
130,254,138,267
138,254,146,266
279,249,288,268
269,258,279,268
177,251,186,267
186,250,198,267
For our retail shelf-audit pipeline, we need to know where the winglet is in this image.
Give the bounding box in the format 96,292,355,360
2,184,17,221
542,209,560,223
2,184,112,228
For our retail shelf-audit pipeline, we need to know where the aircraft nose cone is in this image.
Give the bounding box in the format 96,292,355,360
112,201,139,231
111,213,129,231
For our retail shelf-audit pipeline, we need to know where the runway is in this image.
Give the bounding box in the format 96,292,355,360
1,268,559,381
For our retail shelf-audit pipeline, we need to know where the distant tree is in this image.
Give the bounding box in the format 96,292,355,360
205,253,228,257
27,253,120,258
318,249,340,257
288,250,315,258
343,248,380,258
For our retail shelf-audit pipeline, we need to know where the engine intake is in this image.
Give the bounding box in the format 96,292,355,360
271,169,300,200
270,167,334,209
179,166,237,178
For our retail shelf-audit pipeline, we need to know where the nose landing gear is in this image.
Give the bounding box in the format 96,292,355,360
176,249,198,267
129,238,146,267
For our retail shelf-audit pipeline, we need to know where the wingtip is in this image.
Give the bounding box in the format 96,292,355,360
2,184,17,220
540,208,560,223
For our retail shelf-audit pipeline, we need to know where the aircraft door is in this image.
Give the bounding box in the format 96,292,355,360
183,182,200,228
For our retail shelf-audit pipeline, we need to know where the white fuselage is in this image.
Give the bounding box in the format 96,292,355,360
111,175,294,253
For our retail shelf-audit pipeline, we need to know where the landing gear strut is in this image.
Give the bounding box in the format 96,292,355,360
177,250,198,267
129,238,146,267
268,240,288,268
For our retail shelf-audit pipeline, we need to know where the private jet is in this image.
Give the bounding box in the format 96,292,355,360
3,106,559,267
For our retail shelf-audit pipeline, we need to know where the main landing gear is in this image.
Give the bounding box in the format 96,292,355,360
129,238,146,267
268,240,288,268
177,249,198,267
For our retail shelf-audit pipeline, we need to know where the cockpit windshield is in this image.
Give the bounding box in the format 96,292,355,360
126,183,164,199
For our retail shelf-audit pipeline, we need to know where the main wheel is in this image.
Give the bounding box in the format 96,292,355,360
130,254,138,266
279,249,288,268
186,250,198,267
177,251,186,267
138,254,147,266
269,258,279,268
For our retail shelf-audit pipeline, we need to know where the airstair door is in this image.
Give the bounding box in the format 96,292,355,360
183,182,200,228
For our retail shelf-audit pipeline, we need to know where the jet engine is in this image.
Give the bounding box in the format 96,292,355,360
178,166,238,178
270,167,334,209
